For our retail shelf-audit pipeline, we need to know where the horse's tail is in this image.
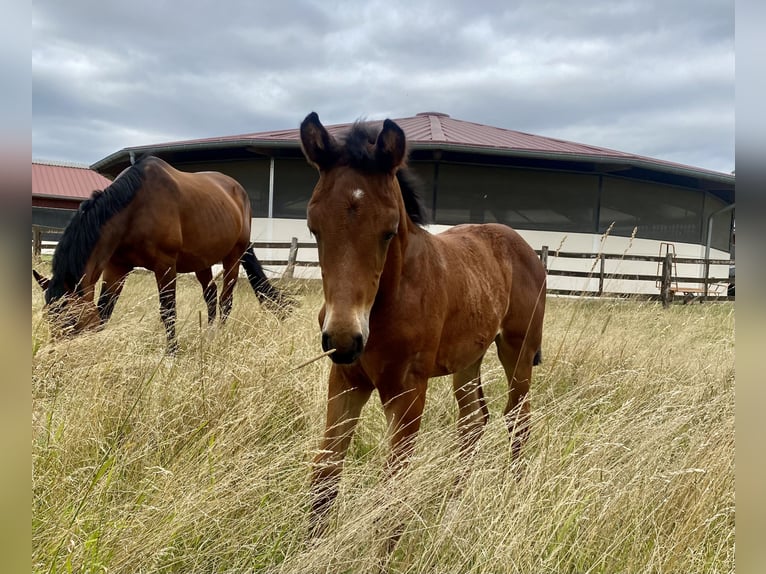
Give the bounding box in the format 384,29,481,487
241,248,293,317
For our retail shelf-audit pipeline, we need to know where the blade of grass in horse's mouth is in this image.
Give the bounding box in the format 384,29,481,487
288,348,336,372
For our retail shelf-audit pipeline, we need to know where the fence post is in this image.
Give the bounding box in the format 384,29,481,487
661,252,673,308
540,245,548,271
283,236,299,279
598,255,605,296
33,226,42,258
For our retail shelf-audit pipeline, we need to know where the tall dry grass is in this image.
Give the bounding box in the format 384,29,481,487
32,269,734,573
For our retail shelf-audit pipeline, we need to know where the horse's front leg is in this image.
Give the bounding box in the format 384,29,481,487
309,364,373,538
377,375,428,557
97,263,132,325
195,268,217,324
154,265,178,353
379,377,428,474
452,356,490,459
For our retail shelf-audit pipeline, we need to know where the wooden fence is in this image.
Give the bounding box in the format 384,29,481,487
537,246,733,304
32,227,734,303
253,239,733,303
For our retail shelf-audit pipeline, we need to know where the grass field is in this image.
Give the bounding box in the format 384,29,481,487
32,268,734,573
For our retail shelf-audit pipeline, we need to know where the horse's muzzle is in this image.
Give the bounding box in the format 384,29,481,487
322,331,364,364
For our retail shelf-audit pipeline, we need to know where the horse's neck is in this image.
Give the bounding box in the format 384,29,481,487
376,221,431,306
81,226,119,300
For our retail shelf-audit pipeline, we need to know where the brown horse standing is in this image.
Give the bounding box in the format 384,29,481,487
33,155,288,351
300,112,547,536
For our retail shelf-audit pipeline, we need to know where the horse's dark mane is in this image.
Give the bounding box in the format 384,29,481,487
395,169,430,226
340,121,430,226
47,158,148,303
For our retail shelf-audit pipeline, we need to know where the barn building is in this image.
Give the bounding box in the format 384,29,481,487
87,112,734,290
32,159,114,244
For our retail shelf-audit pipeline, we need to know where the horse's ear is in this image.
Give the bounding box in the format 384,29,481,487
300,112,338,171
33,269,50,291
375,119,407,173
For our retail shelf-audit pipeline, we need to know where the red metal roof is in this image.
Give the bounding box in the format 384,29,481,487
33,160,113,201
146,112,636,159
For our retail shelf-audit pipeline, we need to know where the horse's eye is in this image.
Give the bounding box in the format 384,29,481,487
383,231,396,242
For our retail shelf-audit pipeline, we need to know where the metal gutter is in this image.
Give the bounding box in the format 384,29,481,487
90,138,298,172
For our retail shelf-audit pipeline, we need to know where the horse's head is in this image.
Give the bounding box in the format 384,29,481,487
33,269,101,337
300,112,408,364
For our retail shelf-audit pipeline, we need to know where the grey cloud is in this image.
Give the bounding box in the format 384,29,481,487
32,0,734,173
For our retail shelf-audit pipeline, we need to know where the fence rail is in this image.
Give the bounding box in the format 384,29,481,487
32,226,734,303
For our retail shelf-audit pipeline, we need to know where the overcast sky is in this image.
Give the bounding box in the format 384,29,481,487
32,0,734,174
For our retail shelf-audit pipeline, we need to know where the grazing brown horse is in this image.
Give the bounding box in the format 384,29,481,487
300,112,547,537
33,155,289,351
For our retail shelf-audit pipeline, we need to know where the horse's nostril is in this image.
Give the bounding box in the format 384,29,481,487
321,332,364,364
321,332,332,352
353,334,364,354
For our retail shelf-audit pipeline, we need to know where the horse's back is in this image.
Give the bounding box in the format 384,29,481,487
145,160,248,211
436,223,543,283
436,222,546,343
122,157,252,270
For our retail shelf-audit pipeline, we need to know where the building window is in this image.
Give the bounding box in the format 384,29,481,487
600,177,706,245
434,164,598,232
272,159,319,219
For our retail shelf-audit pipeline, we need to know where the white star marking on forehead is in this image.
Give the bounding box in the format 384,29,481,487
351,188,365,201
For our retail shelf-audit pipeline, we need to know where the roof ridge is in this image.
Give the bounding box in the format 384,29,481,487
439,116,636,156
33,158,92,169
428,114,446,141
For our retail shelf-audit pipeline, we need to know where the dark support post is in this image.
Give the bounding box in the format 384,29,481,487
598,255,605,296
661,252,673,308
33,227,42,258
702,260,710,301
284,236,299,279
540,245,548,271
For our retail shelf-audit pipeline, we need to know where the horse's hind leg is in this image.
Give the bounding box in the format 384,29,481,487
155,265,178,353
195,268,217,324
219,255,241,322
495,333,536,459
452,356,490,458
